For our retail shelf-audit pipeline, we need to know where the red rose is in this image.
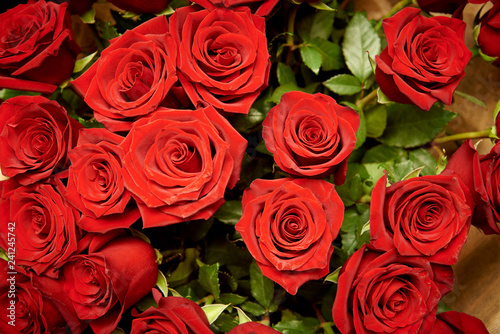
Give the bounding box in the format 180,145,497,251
193,0,280,16
228,322,281,333
170,6,270,114
262,91,359,184
0,0,80,94
431,311,490,333
236,178,344,295
65,128,141,233
71,16,181,132
0,179,81,278
64,236,158,334
478,0,500,65
0,96,81,185
0,263,86,334
375,7,471,111
332,246,454,334
108,0,169,14
444,140,500,234
121,106,247,228
131,289,213,334
370,173,474,265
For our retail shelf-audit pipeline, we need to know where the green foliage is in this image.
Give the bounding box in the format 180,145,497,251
324,74,361,95
249,261,274,308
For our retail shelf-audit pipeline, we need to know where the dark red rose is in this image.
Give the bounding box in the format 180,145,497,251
0,263,86,334
370,173,474,265
65,128,141,233
0,179,81,278
478,0,500,65
228,322,281,333
417,0,488,17
193,0,280,16
108,0,169,14
375,7,471,111
170,6,270,114
0,96,81,185
131,289,213,334
431,311,490,333
0,0,80,94
236,178,344,295
71,16,182,132
262,91,359,184
64,236,158,334
332,246,454,334
444,140,500,234
121,106,247,228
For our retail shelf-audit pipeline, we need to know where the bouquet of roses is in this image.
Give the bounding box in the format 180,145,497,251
0,0,498,333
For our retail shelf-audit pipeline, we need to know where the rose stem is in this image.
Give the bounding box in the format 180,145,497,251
433,129,492,144
312,303,335,334
285,3,299,65
374,0,414,32
356,89,378,110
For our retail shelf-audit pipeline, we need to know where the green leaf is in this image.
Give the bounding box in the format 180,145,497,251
202,304,229,324
213,201,242,225
401,166,425,181
365,104,387,138
129,227,151,244
156,271,168,297
80,8,95,24
343,12,381,83
241,301,266,316
308,1,335,11
219,293,248,305
277,62,297,86
235,307,252,324
73,51,98,73
168,248,200,287
454,90,487,108
377,88,392,104
309,39,344,71
249,261,274,308
362,145,408,164
198,262,221,301
324,267,341,283
378,103,457,148
111,328,125,334
269,83,319,104
213,312,240,333
324,74,361,95
300,45,322,75
102,21,120,42
0,89,40,100
340,207,371,256
382,159,414,183
297,10,335,42
409,149,437,176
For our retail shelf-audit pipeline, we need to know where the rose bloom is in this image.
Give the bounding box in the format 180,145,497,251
478,0,500,66
262,91,359,184
65,128,141,233
170,6,270,114
193,0,280,16
228,322,281,333
0,0,80,94
0,96,81,185
431,311,490,333
0,263,86,334
236,178,344,295
121,106,247,228
444,140,500,234
71,16,182,132
375,7,471,111
64,236,158,334
332,246,454,334
131,289,213,334
370,173,474,265
0,179,81,278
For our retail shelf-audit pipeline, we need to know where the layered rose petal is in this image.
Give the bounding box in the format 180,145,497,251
375,7,471,110
236,178,343,295
262,91,359,184
170,6,270,114
121,106,247,228
332,247,454,334
431,311,490,333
